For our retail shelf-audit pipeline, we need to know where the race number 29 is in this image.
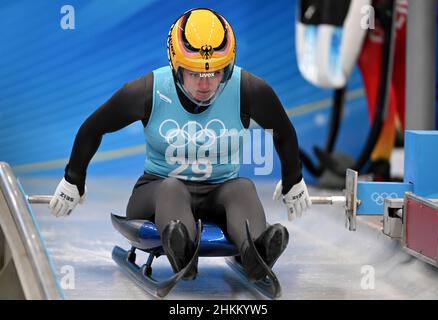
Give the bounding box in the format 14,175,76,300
169,159,212,181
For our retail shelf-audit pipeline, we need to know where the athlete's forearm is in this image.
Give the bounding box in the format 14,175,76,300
65,75,153,193
273,131,302,194
64,120,103,195
241,70,302,194
271,113,302,193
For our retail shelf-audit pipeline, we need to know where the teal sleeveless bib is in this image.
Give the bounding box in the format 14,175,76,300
144,66,245,183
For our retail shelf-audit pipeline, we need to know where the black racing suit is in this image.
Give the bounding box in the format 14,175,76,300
64,69,302,250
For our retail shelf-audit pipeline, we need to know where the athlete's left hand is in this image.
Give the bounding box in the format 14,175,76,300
273,178,312,221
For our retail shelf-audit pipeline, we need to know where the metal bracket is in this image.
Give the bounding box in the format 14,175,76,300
344,169,358,231
383,198,404,239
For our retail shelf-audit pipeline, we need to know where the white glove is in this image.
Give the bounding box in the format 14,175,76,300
49,178,86,217
273,178,312,221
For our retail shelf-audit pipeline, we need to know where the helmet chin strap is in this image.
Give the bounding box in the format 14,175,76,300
194,105,202,114
177,80,218,107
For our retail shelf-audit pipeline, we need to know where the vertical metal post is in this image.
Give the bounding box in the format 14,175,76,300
406,0,436,129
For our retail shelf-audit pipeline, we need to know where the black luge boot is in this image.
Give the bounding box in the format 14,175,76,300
161,220,198,280
240,224,289,281
255,224,289,268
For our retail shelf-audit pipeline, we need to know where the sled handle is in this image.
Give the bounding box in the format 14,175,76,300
310,196,346,205
27,195,52,204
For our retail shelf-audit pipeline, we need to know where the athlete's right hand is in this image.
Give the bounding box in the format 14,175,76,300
49,178,86,217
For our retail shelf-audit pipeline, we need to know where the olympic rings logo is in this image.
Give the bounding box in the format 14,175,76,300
371,192,398,206
158,119,228,148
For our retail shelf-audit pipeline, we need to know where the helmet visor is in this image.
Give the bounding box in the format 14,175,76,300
176,65,233,106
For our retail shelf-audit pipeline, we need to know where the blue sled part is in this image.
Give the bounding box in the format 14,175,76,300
111,214,239,257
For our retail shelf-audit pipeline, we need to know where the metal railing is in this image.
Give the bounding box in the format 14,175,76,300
0,162,63,299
